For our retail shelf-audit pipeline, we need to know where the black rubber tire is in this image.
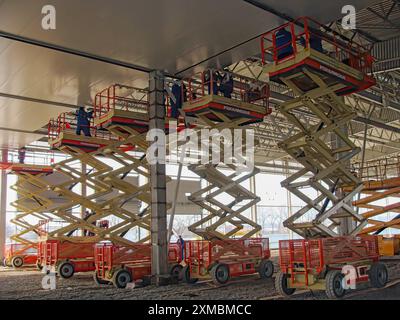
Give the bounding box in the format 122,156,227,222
11,256,24,268
58,262,75,279
258,259,274,279
275,272,296,296
210,263,230,285
182,265,198,284
112,269,132,289
325,270,346,299
93,272,110,285
369,262,388,288
170,264,183,281
2,257,7,267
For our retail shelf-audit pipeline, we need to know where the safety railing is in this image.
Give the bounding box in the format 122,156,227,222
41,219,68,235
94,242,181,279
261,16,374,75
93,84,149,120
351,155,400,181
48,112,113,142
184,238,270,268
181,69,270,108
4,243,37,257
1,148,55,167
279,236,379,276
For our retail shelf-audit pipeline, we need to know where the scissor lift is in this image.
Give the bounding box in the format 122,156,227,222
39,93,154,276
261,17,376,238
276,235,387,299
346,157,400,236
180,70,273,284
340,157,400,256
46,103,152,247
4,164,54,268
94,242,182,288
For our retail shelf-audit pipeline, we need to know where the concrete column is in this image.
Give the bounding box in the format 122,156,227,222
149,70,169,285
0,149,8,261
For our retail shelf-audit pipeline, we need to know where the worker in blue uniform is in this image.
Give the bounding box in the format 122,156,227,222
170,81,183,119
75,106,93,137
204,69,219,95
300,33,323,53
177,235,185,260
18,147,26,164
219,70,234,98
275,28,294,60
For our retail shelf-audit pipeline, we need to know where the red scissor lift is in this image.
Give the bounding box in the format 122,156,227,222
3,243,37,268
261,16,375,96
48,111,118,153
6,218,52,269
42,240,96,278
94,242,183,288
260,18,386,299
39,220,109,278
276,236,387,299
4,166,53,268
182,70,271,125
183,238,273,285
180,71,272,285
93,83,189,134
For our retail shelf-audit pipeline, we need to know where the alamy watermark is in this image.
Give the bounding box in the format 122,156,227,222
341,265,357,290
41,5,56,30
146,122,255,173
342,5,357,30
41,265,57,290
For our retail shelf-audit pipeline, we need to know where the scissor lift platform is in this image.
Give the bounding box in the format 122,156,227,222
7,164,53,175
263,48,375,96
182,70,271,126
92,84,150,133
261,17,375,96
183,94,269,124
48,131,113,152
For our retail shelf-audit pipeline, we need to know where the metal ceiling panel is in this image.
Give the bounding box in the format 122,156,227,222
0,0,377,75
0,0,377,148
0,128,43,148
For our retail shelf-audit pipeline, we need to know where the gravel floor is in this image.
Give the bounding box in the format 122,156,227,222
0,267,278,300
1,260,399,300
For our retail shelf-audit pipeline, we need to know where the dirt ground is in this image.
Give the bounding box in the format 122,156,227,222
1,260,399,300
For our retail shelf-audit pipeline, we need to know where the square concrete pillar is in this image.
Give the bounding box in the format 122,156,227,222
149,70,170,285
0,149,8,261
